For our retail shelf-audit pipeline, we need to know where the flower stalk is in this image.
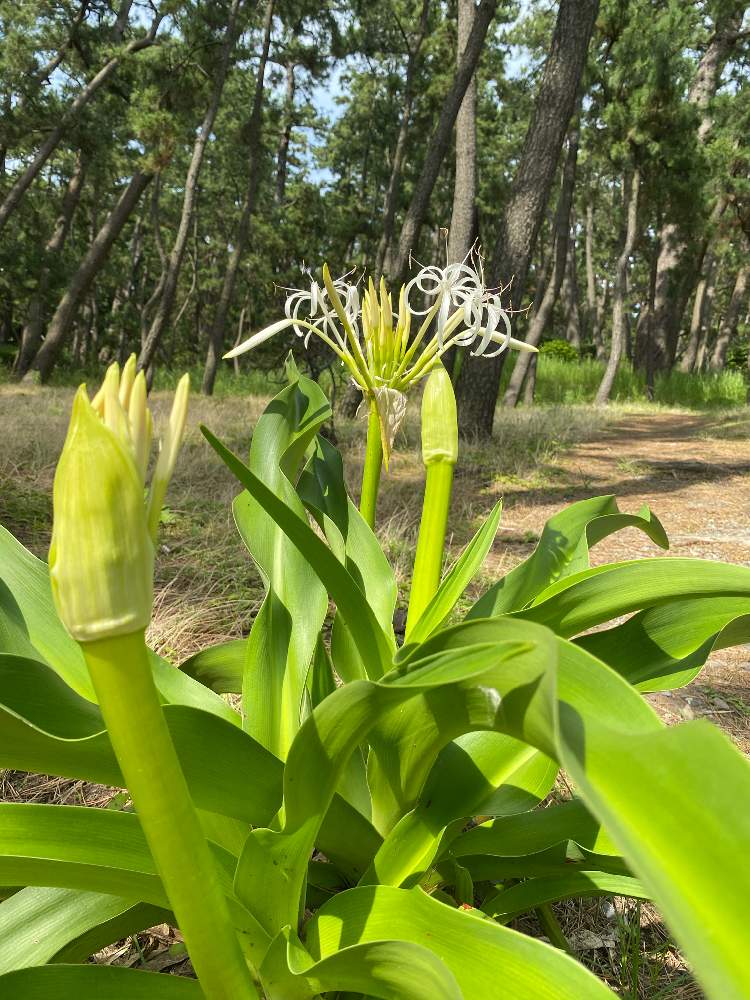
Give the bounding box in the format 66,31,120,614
405,364,458,639
360,398,384,529
83,631,259,1000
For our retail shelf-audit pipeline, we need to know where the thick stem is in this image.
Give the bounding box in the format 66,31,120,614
83,631,258,1000
359,400,383,529
405,461,454,638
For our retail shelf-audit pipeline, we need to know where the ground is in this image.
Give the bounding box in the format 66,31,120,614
1,383,748,997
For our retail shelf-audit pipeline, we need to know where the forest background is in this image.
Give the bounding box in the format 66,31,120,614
0,0,748,436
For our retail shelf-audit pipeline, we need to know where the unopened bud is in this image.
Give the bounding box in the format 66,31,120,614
420,364,458,466
49,364,190,643
49,386,154,642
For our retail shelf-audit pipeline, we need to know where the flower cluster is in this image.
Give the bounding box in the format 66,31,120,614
225,257,534,461
49,356,189,642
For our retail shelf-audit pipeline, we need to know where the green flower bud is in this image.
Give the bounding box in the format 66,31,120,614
49,361,190,643
420,363,458,466
50,385,154,642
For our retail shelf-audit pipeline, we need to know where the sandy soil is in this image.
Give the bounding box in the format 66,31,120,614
485,411,750,752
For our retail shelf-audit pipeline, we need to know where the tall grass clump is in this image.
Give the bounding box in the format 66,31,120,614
510,354,747,408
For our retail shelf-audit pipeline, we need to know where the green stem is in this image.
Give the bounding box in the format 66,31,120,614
359,398,383,529
83,630,258,1000
405,460,454,639
536,903,573,955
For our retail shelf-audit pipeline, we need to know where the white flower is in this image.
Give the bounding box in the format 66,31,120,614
224,254,536,458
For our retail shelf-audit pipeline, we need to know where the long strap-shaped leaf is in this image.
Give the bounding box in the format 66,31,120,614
482,872,650,921
0,886,167,975
232,362,331,758
0,965,202,997
298,434,397,683
259,929,463,1000
469,495,668,617
305,884,616,1000
202,427,393,677
518,557,750,637
576,595,750,691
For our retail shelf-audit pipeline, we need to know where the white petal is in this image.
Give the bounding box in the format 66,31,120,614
223,318,293,359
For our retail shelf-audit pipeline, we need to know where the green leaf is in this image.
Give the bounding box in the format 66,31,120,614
202,426,393,678
0,803,224,907
298,434,397,683
482,873,649,921
452,798,619,861
231,369,331,758
0,525,239,727
306,885,616,999
575,596,750,691
469,496,668,618
260,929,462,1000
0,964,202,997
179,639,245,693
406,501,502,644
0,654,282,826
0,887,168,974
519,558,750,637
362,735,555,888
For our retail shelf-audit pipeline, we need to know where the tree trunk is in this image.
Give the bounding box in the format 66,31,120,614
13,149,88,378
29,170,154,381
274,57,296,205
447,0,478,263
0,16,162,232
138,0,242,374
710,259,750,369
375,0,431,278
455,0,599,436
504,120,580,407
596,167,640,405
585,200,606,359
695,258,718,371
649,6,744,371
202,0,274,395
681,247,716,372
561,219,581,349
384,0,499,286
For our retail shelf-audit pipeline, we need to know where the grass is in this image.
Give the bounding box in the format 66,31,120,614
503,355,747,409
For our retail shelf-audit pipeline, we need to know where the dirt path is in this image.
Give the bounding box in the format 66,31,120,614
492,411,750,750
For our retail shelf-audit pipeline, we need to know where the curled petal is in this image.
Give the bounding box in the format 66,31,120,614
223,318,294,359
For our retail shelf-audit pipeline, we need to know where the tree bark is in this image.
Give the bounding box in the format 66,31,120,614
29,170,154,381
0,15,162,232
709,258,750,369
596,167,640,405
584,200,606,359
13,149,88,378
202,0,274,395
561,218,581,349
274,57,296,205
455,0,599,436
504,120,580,407
375,0,431,278
649,6,744,371
384,0,499,286
138,0,242,374
681,247,716,372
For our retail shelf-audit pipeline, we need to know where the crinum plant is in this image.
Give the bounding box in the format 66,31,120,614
1,316,750,999
224,258,533,526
